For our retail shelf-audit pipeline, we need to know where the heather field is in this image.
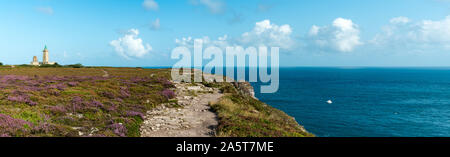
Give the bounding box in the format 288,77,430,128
0,67,174,137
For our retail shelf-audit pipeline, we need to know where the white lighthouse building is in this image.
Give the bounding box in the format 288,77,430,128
30,45,56,66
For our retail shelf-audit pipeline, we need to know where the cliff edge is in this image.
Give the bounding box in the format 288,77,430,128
201,72,313,137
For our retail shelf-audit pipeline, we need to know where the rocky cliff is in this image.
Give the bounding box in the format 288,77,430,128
202,79,313,137
232,82,257,99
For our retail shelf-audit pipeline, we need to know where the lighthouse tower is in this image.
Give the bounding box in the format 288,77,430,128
30,45,56,66
43,45,49,64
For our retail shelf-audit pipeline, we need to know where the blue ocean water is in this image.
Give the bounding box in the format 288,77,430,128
251,67,450,137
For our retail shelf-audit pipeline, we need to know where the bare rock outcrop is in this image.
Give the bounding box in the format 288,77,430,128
233,82,257,99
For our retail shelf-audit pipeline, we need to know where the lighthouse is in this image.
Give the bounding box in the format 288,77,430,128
43,45,49,64
30,45,56,66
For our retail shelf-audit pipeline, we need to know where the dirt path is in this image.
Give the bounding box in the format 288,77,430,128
102,69,109,78
140,82,223,137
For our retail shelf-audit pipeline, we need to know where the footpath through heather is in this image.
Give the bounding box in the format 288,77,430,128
140,81,223,137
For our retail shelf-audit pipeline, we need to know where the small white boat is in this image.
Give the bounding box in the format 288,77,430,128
326,100,333,104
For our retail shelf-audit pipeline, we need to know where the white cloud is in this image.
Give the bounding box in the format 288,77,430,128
174,20,296,51
175,35,231,49
390,16,410,24
371,16,450,50
110,29,152,59
414,16,450,44
143,0,159,11
175,36,193,47
309,25,320,36
36,7,54,15
151,18,161,30
190,0,225,14
307,18,363,52
240,20,295,50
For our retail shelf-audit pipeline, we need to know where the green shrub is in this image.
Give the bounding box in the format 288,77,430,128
64,64,84,68
40,63,63,68
17,64,34,67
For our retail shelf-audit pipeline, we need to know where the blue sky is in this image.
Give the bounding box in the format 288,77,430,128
1,0,450,67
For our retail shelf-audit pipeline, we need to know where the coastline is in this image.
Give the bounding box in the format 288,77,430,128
197,70,313,137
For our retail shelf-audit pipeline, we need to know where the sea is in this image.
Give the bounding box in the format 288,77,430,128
149,67,450,137
251,67,450,137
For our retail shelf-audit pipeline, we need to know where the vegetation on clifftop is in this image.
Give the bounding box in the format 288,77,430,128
204,81,314,137
0,67,174,137
0,67,311,137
